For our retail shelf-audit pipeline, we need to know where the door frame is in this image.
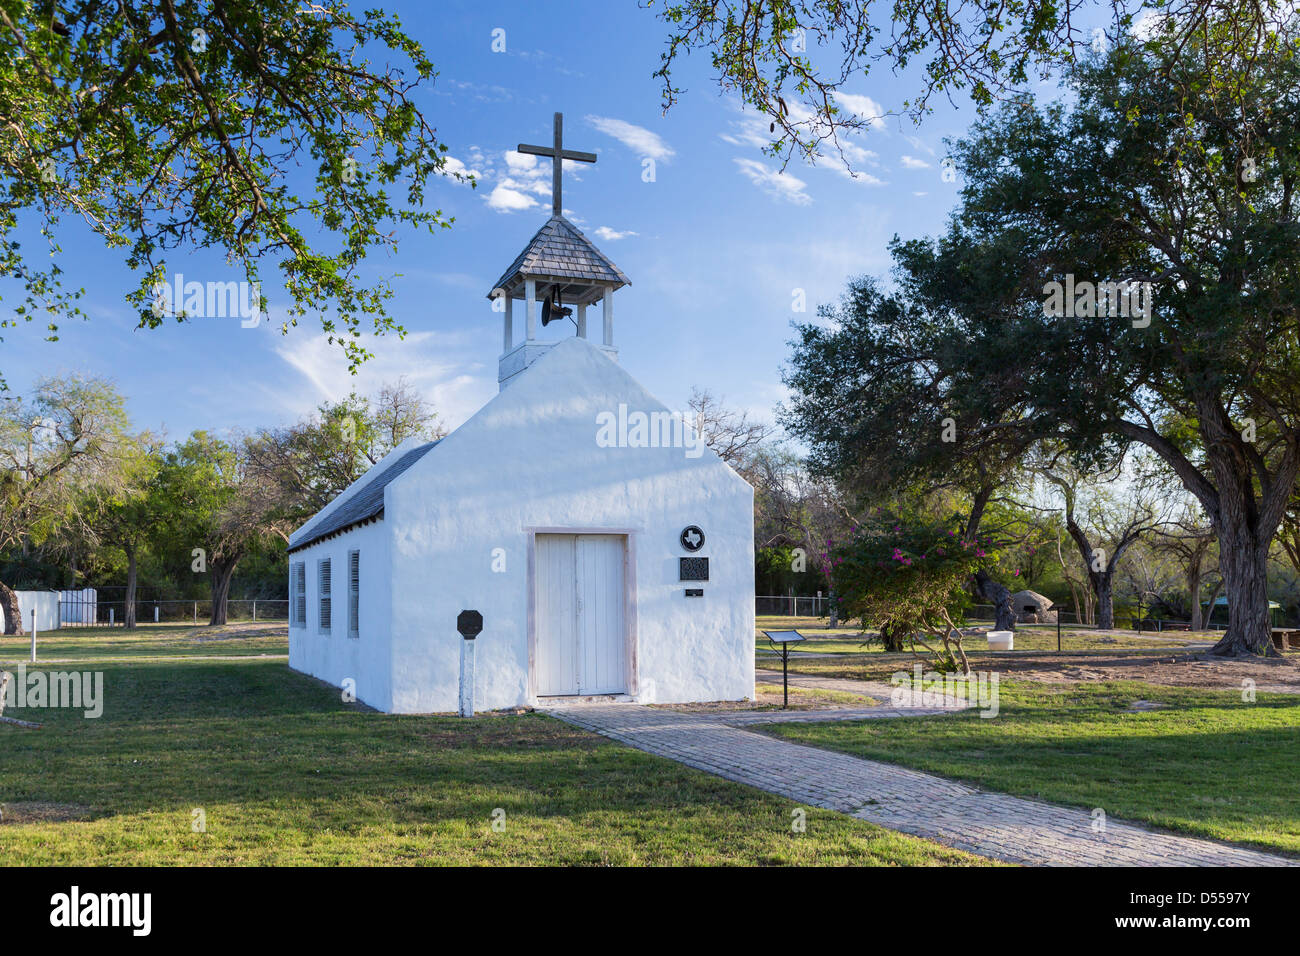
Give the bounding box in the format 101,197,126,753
526,527,637,701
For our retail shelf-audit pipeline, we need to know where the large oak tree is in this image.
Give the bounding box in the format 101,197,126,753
785,20,1300,656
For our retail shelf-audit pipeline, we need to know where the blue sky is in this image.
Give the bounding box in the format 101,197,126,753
1,1,1072,441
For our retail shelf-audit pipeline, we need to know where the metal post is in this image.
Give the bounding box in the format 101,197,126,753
109,607,115,626
781,644,790,709
193,601,197,624
253,599,257,623
154,605,160,623
1056,607,1062,652
30,608,37,662
459,636,476,717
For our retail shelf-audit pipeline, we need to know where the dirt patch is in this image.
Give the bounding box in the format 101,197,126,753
975,651,1300,693
0,801,95,824
656,683,877,713
189,623,286,643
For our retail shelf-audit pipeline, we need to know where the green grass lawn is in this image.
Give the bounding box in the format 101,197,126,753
0,657,986,866
766,679,1300,855
755,616,1210,654
1,622,289,661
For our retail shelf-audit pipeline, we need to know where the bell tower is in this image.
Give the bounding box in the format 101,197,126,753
487,112,630,390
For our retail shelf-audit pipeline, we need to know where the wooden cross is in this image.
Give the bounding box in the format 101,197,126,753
517,112,597,217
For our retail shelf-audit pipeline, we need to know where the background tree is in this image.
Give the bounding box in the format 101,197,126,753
0,375,130,633
788,23,1300,656
244,380,445,524
782,276,1041,629
1152,513,1221,629
93,435,164,628
689,387,771,477
0,1,460,388
154,432,291,626
748,445,856,606
1037,454,1166,629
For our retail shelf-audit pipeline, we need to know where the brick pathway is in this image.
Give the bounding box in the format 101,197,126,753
545,702,1294,866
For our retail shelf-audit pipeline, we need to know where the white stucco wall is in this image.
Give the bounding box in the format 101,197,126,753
383,337,754,713
1,590,61,633
287,518,392,711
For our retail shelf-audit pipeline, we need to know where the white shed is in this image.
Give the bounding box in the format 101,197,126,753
287,135,755,712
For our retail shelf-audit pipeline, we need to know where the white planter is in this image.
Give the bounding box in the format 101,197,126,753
987,630,1014,650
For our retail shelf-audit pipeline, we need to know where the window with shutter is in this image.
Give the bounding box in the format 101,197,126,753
318,558,331,635
293,563,307,627
348,550,360,639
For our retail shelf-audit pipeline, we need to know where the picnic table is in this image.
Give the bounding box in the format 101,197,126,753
1270,629,1300,651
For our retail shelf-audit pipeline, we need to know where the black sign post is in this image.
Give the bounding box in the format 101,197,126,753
457,610,483,640
762,630,806,708
457,610,483,717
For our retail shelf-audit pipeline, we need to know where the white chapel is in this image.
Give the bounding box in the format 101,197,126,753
286,113,755,713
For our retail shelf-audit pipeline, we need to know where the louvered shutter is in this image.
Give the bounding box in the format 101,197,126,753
318,559,331,634
348,550,360,638
293,563,307,627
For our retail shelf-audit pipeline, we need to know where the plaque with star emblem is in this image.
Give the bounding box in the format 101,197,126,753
679,525,705,552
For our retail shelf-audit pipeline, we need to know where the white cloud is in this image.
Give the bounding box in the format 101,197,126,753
593,227,638,241
485,185,538,212
272,330,492,431
900,155,931,169
586,115,675,160
720,113,774,150
829,139,885,183
733,158,811,205
504,150,538,172
903,134,937,158
442,155,483,181
478,149,589,212
834,92,888,130
913,191,928,197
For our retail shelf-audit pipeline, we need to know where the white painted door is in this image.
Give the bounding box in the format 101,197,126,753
535,534,627,696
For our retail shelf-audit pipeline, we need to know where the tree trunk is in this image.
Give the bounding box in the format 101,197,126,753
0,580,24,636
124,544,138,629
209,561,237,626
1188,565,1204,630
1093,572,1115,630
1209,535,1276,657
878,622,907,652
974,570,1016,630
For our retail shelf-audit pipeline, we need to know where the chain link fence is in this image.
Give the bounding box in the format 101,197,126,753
755,594,832,617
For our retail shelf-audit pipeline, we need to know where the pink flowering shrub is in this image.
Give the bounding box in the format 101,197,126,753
829,507,1002,673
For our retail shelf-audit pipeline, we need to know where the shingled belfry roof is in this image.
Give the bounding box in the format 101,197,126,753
488,215,630,302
